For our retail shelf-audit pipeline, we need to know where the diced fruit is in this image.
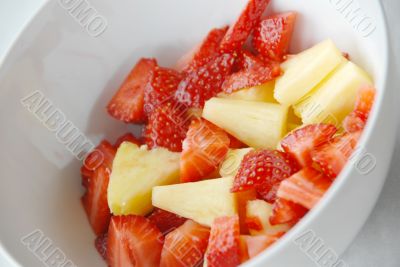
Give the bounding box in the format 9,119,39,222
176,27,229,72
228,134,248,149
175,53,235,108
108,142,180,215
277,167,332,209
181,119,230,182
95,233,108,261
160,220,210,267
219,81,276,103
82,166,112,235
220,0,271,52
114,133,141,148
294,61,373,124
246,200,290,235
343,112,366,133
236,189,257,234
203,98,288,149
107,58,156,123
311,131,361,178
242,233,283,258
231,149,299,203
152,177,237,227
144,102,190,152
107,215,163,267
274,39,345,105
144,66,183,116
206,216,242,267
269,198,308,225
148,208,187,235
280,124,337,167
219,148,254,177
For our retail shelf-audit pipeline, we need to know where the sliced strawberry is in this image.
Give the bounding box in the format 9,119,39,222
229,134,247,149
242,233,284,258
253,12,297,61
181,119,230,182
245,217,263,232
280,124,337,167
82,166,112,235
343,112,366,133
175,53,235,108
220,0,271,53
107,215,163,267
277,167,333,209
176,26,229,72
312,131,361,178
207,216,242,267
107,58,157,123
231,150,300,203
148,208,187,235
144,102,190,152
236,189,257,234
269,198,308,225
114,133,141,148
160,220,210,267
144,66,183,116
95,233,108,261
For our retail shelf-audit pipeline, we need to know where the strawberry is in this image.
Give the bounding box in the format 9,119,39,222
160,220,210,267
312,131,361,178
180,119,230,182
175,53,235,108
207,216,242,267
343,112,366,133
269,198,308,225
220,0,271,53
229,134,247,149
176,26,229,72
95,233,108,261
107,215,164,267
253,12,297,61
231,150,300,203
114,132,141,148
144,66,183,116
277,167,333,209
107,58,156,123
148,208,187,235
82,166,112,235
280,124,337,167
144,102,190,152
245,217,263,232
236,189,257,234
242,233,284,258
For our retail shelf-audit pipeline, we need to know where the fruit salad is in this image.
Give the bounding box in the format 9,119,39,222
80,0,376,266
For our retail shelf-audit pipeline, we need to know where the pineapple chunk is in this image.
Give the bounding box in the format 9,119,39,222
246,200,291,236
203,98,288,149
108,142,180,216
275,39,345,105
219,81,276,103
152,177,237,226
294,61,373,125
219,148,253,177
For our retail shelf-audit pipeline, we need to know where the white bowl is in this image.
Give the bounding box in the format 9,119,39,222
0,0,396,266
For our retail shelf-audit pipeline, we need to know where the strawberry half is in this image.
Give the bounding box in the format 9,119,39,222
175,53,235,108
148,208,187,235
312,131,361,178
82,166,112,235
160,220,210,267
107,215,164,267
207,216,243,267
277,167,333,209
107,58,156,123
253,12,297,61
176,26,229,72
95,233,108,261
144,66,183,116
144,102,190,152
242,233,284,258
231,150,300,203
180,119,230,182
220,0,271,53
269,198,308,225
114,132,141,148
280,124,337,167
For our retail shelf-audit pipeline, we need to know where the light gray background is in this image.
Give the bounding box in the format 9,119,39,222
0,0,399,266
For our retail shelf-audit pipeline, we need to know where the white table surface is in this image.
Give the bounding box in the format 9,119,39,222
0,0,399,266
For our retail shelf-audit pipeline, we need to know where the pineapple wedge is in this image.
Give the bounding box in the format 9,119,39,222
219,148,253,177
275,39,345,105
108,142,180,216
152,177,237,226
203,98,288,149
294,61,373,125
219,81,276,103
246,200,291,236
